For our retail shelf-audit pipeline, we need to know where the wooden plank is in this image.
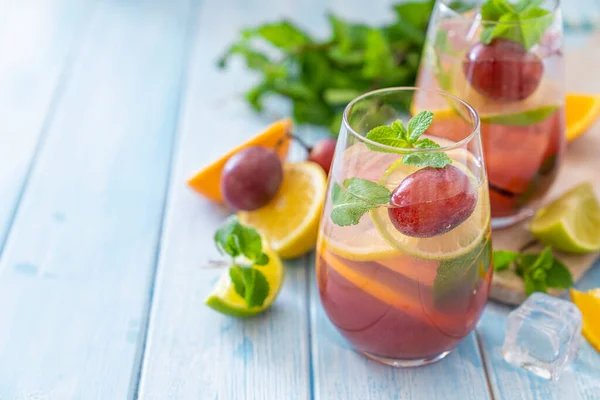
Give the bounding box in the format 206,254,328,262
0,0,96,251
136,0,336,398
0,1,194,398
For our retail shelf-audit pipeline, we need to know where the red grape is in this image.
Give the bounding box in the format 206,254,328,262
463,38,543,102
221,146,283,211
388,165,477,238
309,138,337,174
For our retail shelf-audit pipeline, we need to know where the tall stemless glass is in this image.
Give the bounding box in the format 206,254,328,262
316,88,492,367
415,0,565,228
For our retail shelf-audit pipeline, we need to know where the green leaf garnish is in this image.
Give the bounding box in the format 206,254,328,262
433,238,491,304
479,0,553,50
407,110,434,142
331,178,391,226
229,265,270,308
219,2,435,134
492,249,519,271
492,246,574,295
365,111,452,169
214,216,272,307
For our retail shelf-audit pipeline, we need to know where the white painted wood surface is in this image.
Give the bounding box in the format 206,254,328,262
0,0,96,251
0,1,194,398
0,1,597,399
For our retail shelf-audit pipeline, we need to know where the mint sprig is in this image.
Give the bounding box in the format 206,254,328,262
214,216,270,307
493,246,573,295
479,0,553,50
434,238,491,304
365,111,452,169
330,178,391,226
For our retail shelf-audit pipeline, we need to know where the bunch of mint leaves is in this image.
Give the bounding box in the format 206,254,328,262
479,0,554,50
330,111,449,226
493,247,573,295
214,216,270,308
218,1,435,134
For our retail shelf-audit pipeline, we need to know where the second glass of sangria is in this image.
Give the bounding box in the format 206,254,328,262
415,0,565,227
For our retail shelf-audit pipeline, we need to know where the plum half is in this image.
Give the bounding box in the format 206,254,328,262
388,165,477,238
463,38,543,102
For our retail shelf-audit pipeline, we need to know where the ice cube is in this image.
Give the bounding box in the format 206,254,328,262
503,293,582,380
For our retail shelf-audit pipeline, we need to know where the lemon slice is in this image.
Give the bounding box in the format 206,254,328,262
370,152,490,260
205,241,284,317
570,288,600,353
531,182,600,253
238,162,327,259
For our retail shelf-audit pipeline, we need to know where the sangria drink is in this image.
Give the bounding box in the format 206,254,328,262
316,88,492,366
415,0,565,227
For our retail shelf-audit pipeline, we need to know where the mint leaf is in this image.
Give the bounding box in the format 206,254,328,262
402,152,451,168
254,21,310,50
513,0,545,13
330,178,391,226
229,266,270,308
214,216,243,257
244,268,270,307
362,29,395,79
254,253,270,266
435,30,458,56
392,120,408,140
524,273,547,295
433,238,490,304
414,138,441,149
407,111,434,142
364,113,451,169
478,0,553,50
529,247,554,271
493,250,519,271
365,126,409,152
229,266,247,299
515,253,539,276
518,8,553,50
546,258,573,289
214,216,266,263
481,0,512,21
214,216,269,268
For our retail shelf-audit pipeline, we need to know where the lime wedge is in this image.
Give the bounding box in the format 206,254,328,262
370,153,490,261
531,182,600,253
205,242,284,317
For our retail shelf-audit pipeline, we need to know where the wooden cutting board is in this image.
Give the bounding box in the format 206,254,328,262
490,35,600,304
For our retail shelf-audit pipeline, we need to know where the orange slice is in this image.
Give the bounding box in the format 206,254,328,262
320,249,420,316
571,288,600,353
566,93,600,142
187,119,292,202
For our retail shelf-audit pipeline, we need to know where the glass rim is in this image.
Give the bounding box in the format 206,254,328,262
439,0,560,26
342,87,481,153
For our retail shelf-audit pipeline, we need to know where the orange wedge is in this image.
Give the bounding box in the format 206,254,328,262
187,119,292,202
566,93,600,142
571,288,600,353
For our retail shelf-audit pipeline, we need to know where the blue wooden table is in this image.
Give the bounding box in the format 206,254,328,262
0,0,599,398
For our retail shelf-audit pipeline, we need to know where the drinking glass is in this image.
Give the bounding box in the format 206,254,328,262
415,0,565,228
316,87,492,367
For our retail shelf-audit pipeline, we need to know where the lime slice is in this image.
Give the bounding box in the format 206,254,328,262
205,242,284,317
370,152,490,260
531,182,600,253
